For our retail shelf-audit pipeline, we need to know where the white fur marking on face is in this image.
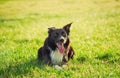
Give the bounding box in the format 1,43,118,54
49,47,64,65
60,36,67,44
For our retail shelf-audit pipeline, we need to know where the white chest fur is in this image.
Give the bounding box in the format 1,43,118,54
49,48,64,65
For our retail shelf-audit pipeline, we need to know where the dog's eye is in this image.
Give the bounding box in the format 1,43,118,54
61,31,66,37
55,32,59,38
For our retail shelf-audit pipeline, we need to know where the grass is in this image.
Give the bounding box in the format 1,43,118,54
0,0,120,77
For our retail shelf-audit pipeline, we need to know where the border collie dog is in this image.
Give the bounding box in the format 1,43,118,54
38,23,74,67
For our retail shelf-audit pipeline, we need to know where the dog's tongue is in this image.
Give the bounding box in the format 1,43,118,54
57,43,64,54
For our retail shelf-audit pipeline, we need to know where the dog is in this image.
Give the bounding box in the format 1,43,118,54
38,23,74,68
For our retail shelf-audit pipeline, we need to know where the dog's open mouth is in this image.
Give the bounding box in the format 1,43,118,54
56,43,65,54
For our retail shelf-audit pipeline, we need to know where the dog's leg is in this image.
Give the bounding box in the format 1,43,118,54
68,46,74,60
38,47,43,60
63,46,74,62
42,48,51,65
43,55,51,65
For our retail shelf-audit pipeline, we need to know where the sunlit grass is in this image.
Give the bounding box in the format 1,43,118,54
0,0,120,77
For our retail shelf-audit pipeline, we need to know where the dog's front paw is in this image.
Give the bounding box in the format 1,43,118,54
53,65,63,70
62,64,69,69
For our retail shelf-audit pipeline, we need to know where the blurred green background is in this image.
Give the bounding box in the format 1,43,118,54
0,0,120,78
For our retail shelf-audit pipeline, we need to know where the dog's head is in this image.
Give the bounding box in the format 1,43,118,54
48,23,72,54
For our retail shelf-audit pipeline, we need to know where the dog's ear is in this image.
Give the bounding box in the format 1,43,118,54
63,22,72,35
48,27,55,34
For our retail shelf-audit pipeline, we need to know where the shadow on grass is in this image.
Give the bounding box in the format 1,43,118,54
95,52,113,60
0,18,22,23
0,59,45,77
0,13,66,23
13,39,41,45
76,55,88,63
95,52,120,64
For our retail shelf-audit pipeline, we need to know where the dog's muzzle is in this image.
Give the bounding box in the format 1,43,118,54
59,39,64,43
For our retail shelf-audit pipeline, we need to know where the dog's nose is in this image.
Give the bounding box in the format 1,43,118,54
60,39,64,42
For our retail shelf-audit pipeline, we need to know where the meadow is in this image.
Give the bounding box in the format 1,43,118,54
0,0,120,78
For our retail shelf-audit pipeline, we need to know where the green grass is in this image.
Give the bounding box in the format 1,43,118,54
0,0,120,77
